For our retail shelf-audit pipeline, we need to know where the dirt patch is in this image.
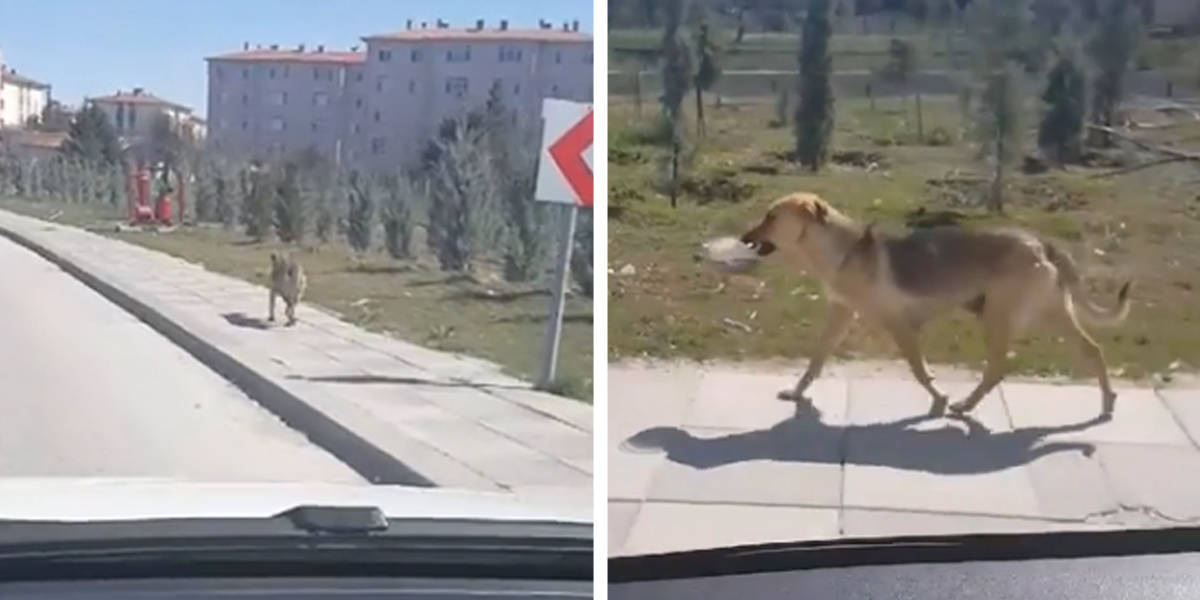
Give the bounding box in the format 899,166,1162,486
680,169,758,205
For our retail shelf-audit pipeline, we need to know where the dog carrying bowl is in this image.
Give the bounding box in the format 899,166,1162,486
700,236,761,274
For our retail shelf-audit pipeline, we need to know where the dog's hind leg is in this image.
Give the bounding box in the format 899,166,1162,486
950,311,1012,415
1059,296,1117,418
887,322,949,416
780,301,854,402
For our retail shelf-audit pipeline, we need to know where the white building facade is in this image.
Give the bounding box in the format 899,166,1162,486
0,66,51,129
205,19,592,170
88,88,207,147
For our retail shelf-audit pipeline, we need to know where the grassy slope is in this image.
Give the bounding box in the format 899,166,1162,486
609,96,1200,383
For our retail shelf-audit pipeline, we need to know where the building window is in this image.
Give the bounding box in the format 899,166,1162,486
270,141,284,155
311,121,319,132
242,120,248,130
355,71,363,81
445,77,468,98
327,69,334,81
313,67,320,80
270,118,285,131
353,123,361,134
219,91,229,104
242,93,248,105
129,107,136,128
314,92,329,107
242,68,249,79
378,49,391,62
283,66,289,78
268,91,286,106
376,77,384,92
555,50,562,64
116,103,125,129
408,80,416,94
215,66,223,80
410,49,421,62
371,137,384,154
513,82,520,95
500,46,522,62
355,97,363,109
585,52,593,65
282,91,288,105
269,68,276,79
374,110,380,122
552,84,559,95
446,46,470,63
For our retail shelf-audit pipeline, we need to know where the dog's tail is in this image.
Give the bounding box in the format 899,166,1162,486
1044,241,1131,327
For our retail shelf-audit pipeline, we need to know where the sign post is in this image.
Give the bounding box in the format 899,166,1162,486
534,98,593,389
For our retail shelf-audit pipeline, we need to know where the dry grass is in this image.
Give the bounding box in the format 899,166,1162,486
0,198,593,401
609,96,1200,384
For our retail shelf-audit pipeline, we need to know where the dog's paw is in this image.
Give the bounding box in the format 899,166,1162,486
928,397,949,417
777,389,804,402
947,401,972,415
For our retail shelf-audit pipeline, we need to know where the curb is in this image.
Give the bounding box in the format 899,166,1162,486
0,220,436,488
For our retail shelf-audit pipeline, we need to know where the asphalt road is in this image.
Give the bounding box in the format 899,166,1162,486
0,236,365,483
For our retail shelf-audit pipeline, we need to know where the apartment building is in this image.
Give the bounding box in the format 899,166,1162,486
205,18,593,170
0,66,51,129
88,88,207,145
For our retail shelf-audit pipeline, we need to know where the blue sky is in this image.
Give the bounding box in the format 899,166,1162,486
0,0,593,115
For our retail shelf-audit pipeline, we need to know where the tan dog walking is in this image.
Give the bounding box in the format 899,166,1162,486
739,193,1130,419
268,252,307,327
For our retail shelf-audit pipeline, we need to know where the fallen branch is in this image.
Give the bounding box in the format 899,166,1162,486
1086,124,1200,162
1088,156,1188,179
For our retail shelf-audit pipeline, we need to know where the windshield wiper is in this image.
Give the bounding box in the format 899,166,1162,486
0,505,593,583
610,525,1200,583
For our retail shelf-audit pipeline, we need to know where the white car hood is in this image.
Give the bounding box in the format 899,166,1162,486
0,478,592,525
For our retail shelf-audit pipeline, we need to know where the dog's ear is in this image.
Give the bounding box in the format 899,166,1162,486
812,200,828,224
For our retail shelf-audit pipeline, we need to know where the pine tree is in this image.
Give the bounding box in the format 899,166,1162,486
795,0,835,171
63,104,122,166
1038,46,1087,164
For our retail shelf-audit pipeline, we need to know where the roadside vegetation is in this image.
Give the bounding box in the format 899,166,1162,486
609,0,1200,384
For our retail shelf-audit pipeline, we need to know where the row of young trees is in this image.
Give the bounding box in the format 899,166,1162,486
0,84,592,295
655,0,1148,212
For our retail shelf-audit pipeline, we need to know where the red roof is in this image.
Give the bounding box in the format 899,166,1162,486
89,91,191,111
363,28,591,43
206,50,366,64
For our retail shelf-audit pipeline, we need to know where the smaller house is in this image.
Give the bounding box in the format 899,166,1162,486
87,88,202,144
0,66,51,129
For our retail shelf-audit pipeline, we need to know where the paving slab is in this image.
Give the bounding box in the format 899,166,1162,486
617,502,840,557
685,371,848,430
609,364,699,501
1005,383,1192,446
0,210,591,495
1158,388,1200,448
1024,448,1120,520
1096,443,1200,522
646,424,843,507
609,500,642,557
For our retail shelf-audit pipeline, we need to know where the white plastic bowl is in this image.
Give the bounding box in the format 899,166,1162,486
701,236,761,274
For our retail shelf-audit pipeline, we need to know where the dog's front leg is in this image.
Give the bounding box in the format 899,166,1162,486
780,302,854,402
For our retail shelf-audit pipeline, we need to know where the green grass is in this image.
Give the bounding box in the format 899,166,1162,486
609,96,1200,383
0,197,594,401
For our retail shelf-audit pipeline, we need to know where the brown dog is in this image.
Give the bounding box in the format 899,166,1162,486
268,252,307,326
739,193,1130,418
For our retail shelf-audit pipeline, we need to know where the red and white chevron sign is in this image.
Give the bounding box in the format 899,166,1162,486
535,99,594,208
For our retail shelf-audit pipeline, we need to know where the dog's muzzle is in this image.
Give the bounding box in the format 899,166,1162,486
739,239,776,256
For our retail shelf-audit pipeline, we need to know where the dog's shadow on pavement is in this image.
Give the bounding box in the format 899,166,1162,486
222,312,272,330
624,401,1107,475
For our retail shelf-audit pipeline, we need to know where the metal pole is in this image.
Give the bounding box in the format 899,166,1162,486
538,203,578,388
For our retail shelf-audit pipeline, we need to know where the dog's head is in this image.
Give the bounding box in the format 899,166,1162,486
739,193,831,257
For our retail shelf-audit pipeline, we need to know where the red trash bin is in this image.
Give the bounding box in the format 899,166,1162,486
155,193,172,225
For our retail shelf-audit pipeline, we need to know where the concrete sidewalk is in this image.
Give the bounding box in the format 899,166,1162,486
610,360,1200,557
0,209,591,501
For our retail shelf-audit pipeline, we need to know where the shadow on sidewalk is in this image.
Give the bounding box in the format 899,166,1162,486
624,402,1107,475
222,312,272,330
